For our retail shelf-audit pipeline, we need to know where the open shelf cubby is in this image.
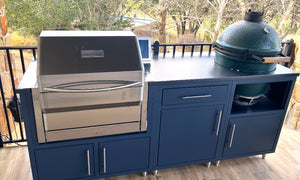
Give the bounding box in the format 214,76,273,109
231,81,292,114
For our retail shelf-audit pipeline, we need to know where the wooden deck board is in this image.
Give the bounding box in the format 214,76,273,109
0,125,299,180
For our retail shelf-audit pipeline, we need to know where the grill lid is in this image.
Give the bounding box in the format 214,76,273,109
215,9,281,58
214,10,285,74
38,31,143,76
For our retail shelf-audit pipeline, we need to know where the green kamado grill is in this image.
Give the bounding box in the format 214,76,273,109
214,10,290,106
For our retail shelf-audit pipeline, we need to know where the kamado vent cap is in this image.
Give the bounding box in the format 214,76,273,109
244,9,263,22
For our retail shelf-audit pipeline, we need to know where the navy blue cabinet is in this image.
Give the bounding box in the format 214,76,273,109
17,58,298,179
35,144,94,180
158,105,223,166
223,114,282,157
99,138,150,174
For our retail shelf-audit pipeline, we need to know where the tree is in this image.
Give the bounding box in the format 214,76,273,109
6,0,80,35
277,0,297,37
168,0,208,38
208,0,231,43
75,0,133,31
158,0,167,43
6,0,133,36
137,0,168,43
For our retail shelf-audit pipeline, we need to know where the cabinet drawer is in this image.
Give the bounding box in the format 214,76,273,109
162,85,228,106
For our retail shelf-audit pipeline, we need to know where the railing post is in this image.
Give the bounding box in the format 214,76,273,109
153,41,159,60
282,39,295,67
208,44,212,57
0,130,3,148
0,74,13,141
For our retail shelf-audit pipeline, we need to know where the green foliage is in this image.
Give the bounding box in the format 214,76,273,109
75,0,132,30
6,0,300,41
6,0,80,35
6,0,133,36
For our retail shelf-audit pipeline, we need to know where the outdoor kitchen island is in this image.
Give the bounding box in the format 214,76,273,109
17,56,298,180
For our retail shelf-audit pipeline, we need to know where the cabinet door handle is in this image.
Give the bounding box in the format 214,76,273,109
216,110,222,136
103,148,106,173
229,124,236,148
182,94,212,99
87,150,91,176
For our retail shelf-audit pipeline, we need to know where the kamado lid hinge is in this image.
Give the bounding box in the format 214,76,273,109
213,44,290,64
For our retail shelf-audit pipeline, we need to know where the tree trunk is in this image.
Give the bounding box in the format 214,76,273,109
0,0,11,138
172,16,181,38
212,0,228,43
193,25,200,38
0,0,7,72
277,0,296,37
238,0,246,20
181,12,186,35
158,0,167,43
189,23,200,38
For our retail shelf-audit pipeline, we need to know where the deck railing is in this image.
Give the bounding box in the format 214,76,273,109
0,46,37,147
0,39,295,147
151,40,295,67
152,41,214,58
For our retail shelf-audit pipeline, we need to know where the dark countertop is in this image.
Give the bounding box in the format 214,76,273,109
17,57,299,91
146,56,298,84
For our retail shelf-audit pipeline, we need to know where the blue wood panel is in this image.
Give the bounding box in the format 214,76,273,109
158,105,222,166
223,114,282,157
19,90,40,180
99,138,150,174
35,144,94,180
162,85,227,106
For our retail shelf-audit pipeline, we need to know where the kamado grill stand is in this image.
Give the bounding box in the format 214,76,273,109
214,10,291,106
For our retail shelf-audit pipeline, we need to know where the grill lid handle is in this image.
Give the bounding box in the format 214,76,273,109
43,81,142,93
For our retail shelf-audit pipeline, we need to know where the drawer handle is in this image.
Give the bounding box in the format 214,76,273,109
182,94,212,99
216,110,222,136
103,148,107,173
229,124,236,148
87,150,91,176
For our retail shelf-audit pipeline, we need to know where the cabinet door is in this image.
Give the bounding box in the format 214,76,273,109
35,144,94,180
223,114,282,157
158,105,223,166
99,138,150,174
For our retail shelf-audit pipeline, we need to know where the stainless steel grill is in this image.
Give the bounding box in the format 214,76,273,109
33,31,147,143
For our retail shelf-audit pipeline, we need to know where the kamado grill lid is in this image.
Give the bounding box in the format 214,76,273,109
215,10,281,57
214,10,286,73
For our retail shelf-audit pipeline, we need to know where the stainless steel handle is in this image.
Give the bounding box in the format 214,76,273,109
103,148,106,173
43,81,141,93
216,110,222,136
182,94,212,99
229,124,236,148
87,150,91,176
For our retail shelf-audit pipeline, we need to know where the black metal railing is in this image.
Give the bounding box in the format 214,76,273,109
151,40,295,64
152,41,214,59
0,46,37,147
